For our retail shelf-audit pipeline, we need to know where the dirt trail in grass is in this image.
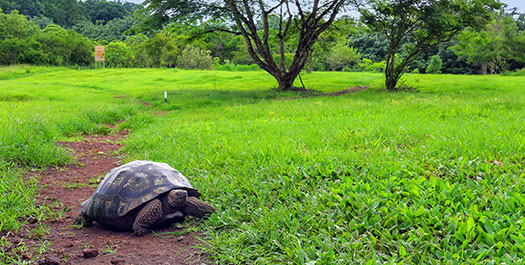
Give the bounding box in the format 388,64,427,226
17,131,210,265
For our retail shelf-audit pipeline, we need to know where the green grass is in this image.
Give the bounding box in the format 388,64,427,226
0,65,524,264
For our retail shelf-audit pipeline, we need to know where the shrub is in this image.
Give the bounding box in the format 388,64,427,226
106,41,133,67
426,55,443,74
324,43,361,71
177,45,213,70
506,68,525,76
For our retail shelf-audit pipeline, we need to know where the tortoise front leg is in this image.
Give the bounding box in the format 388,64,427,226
183,196,216,218
133,199,163,236
73,213,94,227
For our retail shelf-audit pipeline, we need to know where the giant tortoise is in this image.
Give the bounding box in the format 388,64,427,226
74,160,215,236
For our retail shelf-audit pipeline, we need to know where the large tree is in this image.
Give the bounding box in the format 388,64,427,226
453,14,525,74
354,0,501,91
143,0,347,91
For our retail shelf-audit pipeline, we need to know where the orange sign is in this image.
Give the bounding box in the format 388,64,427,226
95,45,105,61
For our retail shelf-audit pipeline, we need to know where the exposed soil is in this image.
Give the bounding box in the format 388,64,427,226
5,130,211,265
324,86,369,96
281,85,369,100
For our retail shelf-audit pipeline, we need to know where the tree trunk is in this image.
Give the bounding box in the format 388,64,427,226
385,72,398,91
276,73,298,91
225,0,345,92
480,62,488,75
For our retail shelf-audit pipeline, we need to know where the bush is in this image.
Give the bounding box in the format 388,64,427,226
506,68,525,76
39,24,93,66
426,55,443,74
177,45,213,70
106,41,133,67
214,60,260,71
324,43,361,71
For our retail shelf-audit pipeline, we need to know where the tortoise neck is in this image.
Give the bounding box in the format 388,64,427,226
160,194,178,214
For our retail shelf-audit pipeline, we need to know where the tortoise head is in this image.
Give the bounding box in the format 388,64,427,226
167,189,188,208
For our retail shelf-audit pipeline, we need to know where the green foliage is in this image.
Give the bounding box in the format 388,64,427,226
125,33,152,67
0,0,86,28
30,15,53,29
0,10,92,66
306,17,358,72
324,43,361,71
426,55,443,74
177,45,213,70
453,15,525,74
73,16,137,42
0,162,40,232
348,32,388,62
0,10,44,65
106,41,133,68
359,58,387,73
39,24,93,66
506,68,525,76
121,70,524,264
145,31,179,68
214,59,261,71
1,66,525,263
83,0,130,24
359,0,501,90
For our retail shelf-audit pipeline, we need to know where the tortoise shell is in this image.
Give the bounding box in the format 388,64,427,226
81,160,200,219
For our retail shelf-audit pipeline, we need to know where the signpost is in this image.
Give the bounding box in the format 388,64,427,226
95,45,105,68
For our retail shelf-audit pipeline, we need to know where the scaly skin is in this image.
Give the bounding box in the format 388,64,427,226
183,196,216,218
133,199,164,236
133,189,188,236
75,189,215,236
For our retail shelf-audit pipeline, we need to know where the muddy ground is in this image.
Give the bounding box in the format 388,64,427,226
3,130,211,265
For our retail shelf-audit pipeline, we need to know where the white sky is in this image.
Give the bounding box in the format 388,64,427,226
123,0,525,13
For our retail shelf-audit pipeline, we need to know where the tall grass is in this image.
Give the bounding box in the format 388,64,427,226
124,74,525,264
0,162,40,232
0,66,146,246
1,66,524,263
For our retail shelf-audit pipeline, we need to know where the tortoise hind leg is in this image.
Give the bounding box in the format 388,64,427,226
183,197,216,218
133,199,163,236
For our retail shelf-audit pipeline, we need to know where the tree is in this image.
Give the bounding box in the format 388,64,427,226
177,45,213,69
348,32,388,62
452,14,525,74
425,55,442,74
125,33,152,67
73,16,137,42
0,9,45,65
324,42,360,71
82,0,130,24
39,24,72,65
38,24,92,66
305,16,357,72
144,31,179,68
0,0,86,28
106,41,133,67
355,0,501,90
143,0,348,91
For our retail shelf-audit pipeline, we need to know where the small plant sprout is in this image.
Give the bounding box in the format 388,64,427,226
104,245,116,255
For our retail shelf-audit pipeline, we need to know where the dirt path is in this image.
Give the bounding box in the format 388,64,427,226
8,131,211,265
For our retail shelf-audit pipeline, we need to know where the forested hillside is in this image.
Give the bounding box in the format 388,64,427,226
0,0,524,74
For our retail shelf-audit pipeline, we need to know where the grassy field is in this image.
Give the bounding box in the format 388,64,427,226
0,65,524,264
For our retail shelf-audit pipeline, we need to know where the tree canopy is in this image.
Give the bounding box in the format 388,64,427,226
143,0,348,91
1,0,524,79
355,0,502,90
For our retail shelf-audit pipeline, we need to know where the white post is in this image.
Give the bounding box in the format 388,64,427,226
164,91,167,102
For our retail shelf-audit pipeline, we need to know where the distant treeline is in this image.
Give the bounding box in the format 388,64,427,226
0,0,524,73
